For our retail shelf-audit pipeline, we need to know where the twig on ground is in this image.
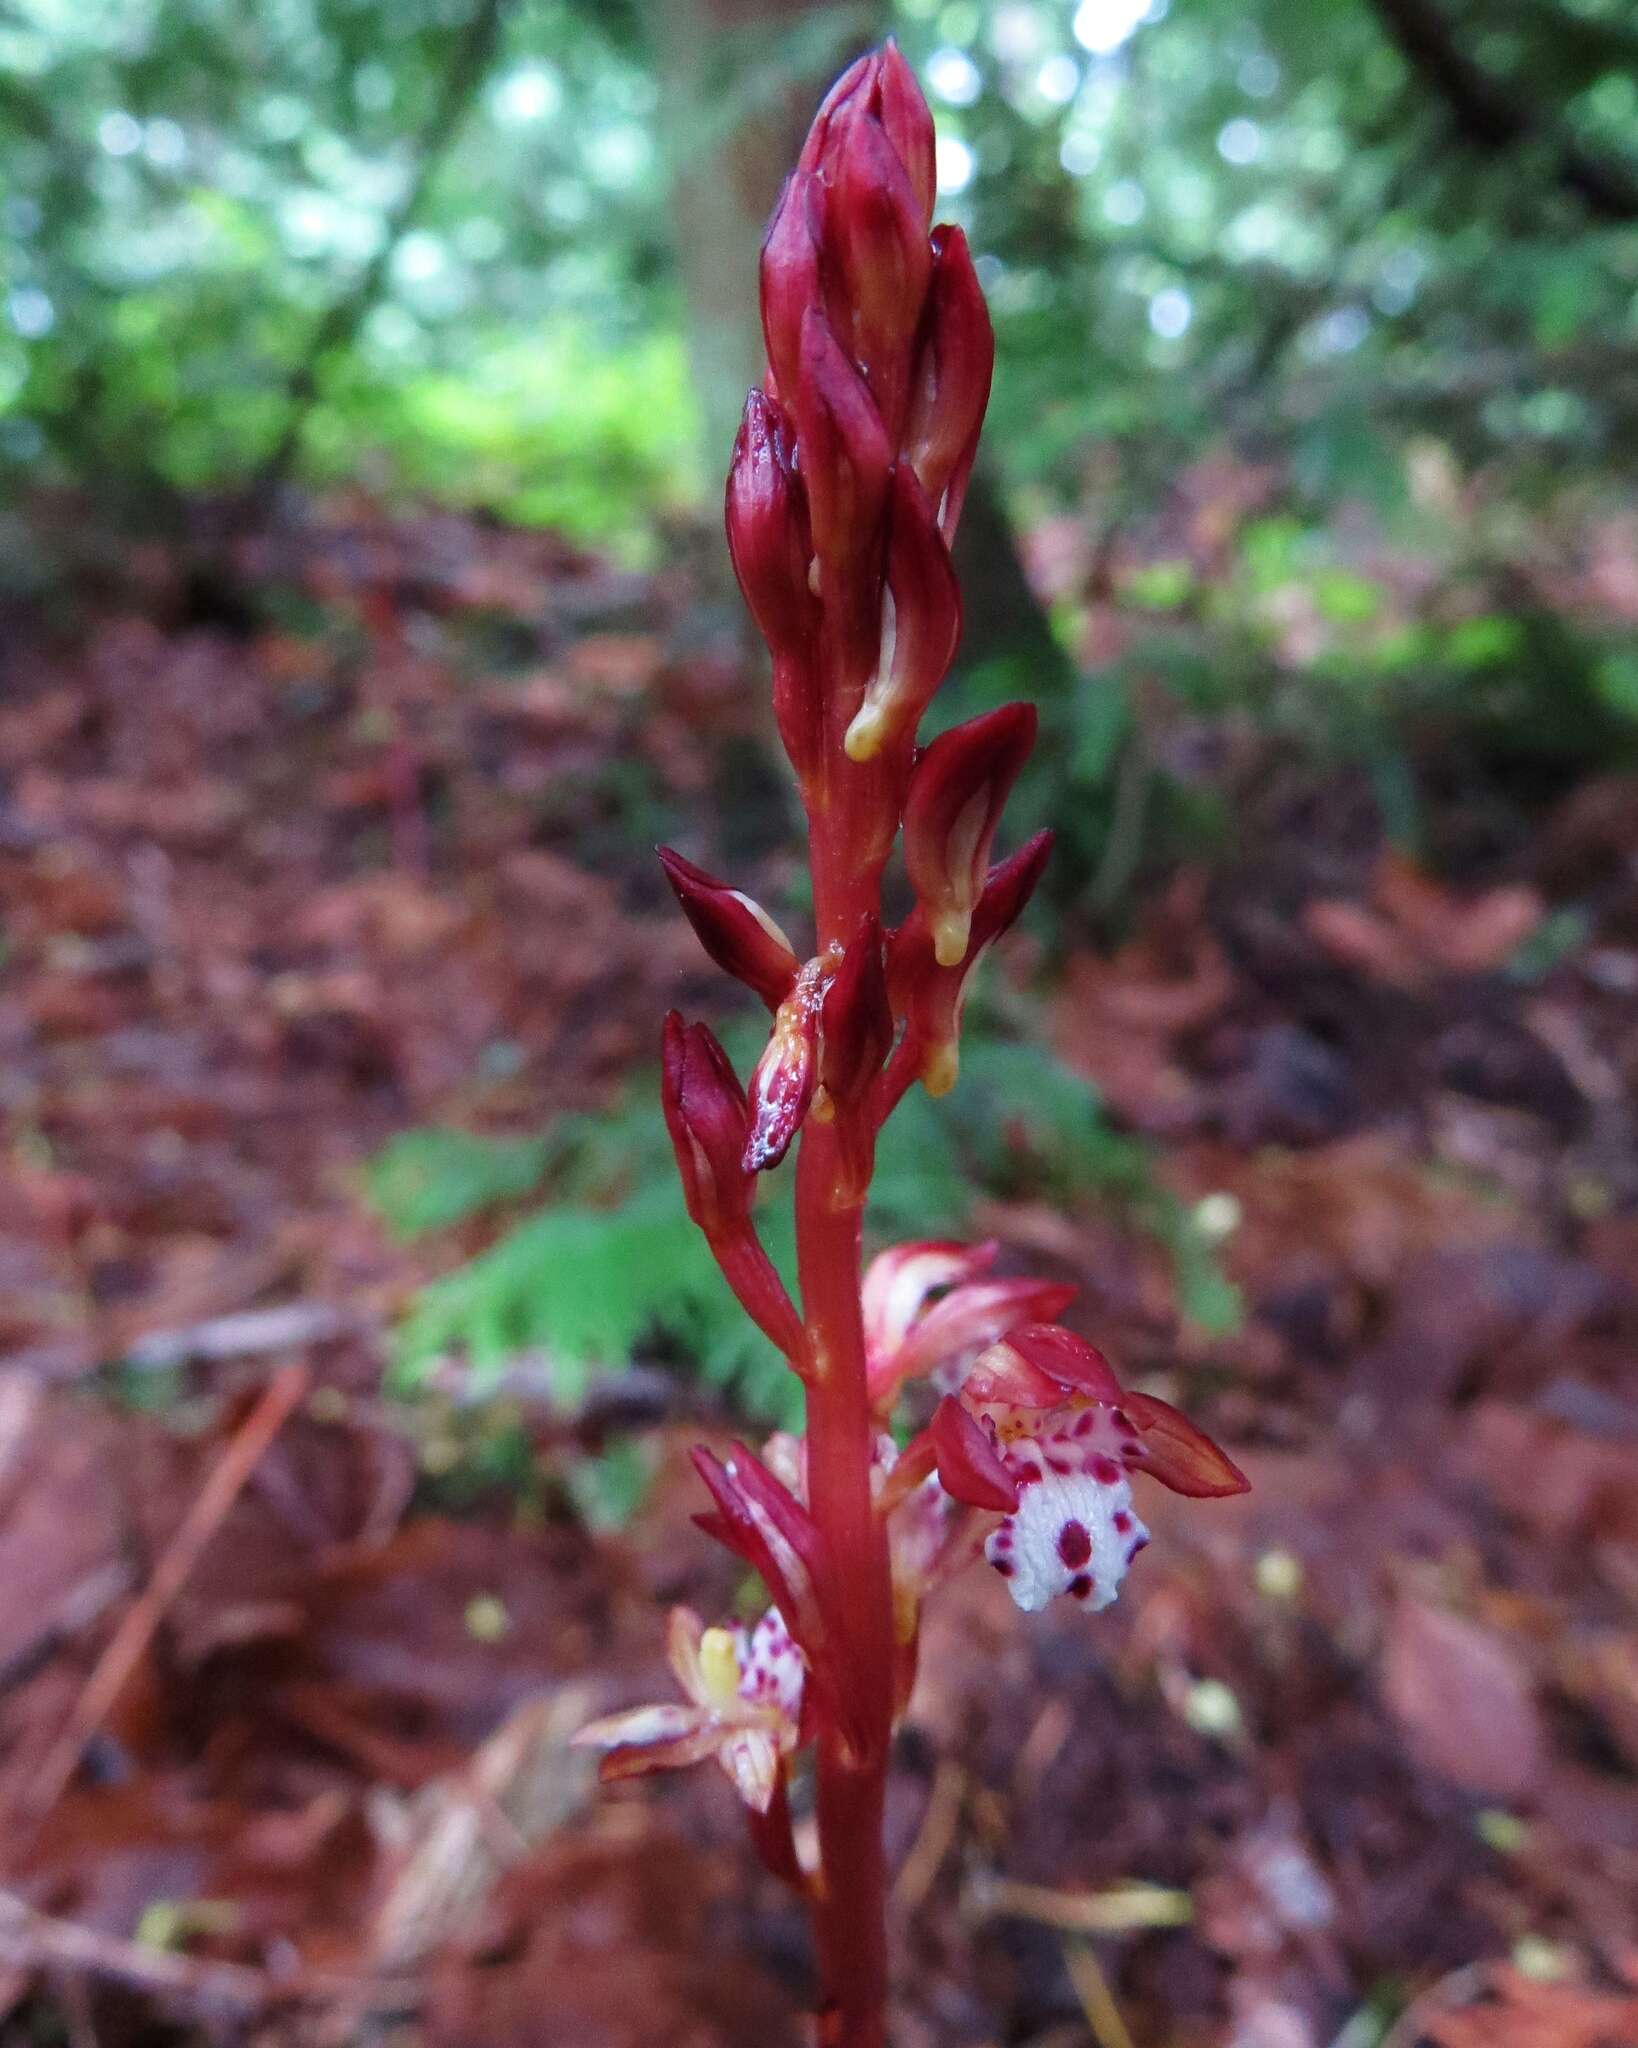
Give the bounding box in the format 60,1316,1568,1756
893,1760,967,1915
0,1890,420,2024
120,1302,354,1373
18,1362,312,1824
968,1875,1194,1935
1062,1940,1138,2048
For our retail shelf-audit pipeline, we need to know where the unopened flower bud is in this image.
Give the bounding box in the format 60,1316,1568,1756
862,1239,998,1375
798,42,934,224
662,1012,752,1234
843,463,961,764
725,388,817,663
796,49,874,179
905,226,994,543
658,847,799,1013
744,958,825,1173
820,915,893,1110
874,40,936,228
904,702,1037,967
759,175,824,407
792,305,893,589
889,829,1054,1097
818,916,894,1205
832,109,933,436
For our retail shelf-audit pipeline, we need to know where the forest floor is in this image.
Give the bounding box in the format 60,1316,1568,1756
1,491,1636,2048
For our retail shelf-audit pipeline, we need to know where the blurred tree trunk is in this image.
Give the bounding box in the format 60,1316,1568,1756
639,0,871,486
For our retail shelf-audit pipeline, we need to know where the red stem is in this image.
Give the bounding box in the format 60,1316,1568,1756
797,808,896,2048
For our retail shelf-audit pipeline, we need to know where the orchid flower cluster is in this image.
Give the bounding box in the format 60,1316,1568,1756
576,43,1246,2046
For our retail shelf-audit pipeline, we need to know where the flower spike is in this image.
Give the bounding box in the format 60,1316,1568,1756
593,47,1248,2044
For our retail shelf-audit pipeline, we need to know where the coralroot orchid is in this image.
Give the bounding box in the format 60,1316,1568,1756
575,43,1248,2045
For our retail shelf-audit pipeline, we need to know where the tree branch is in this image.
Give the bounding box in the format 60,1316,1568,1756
255,0,508,492
1369,0,1638,223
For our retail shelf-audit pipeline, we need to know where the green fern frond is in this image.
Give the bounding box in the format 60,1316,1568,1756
370,1021,1239,1433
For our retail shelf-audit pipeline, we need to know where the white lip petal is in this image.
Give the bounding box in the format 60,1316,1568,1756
985,1465,1148,1615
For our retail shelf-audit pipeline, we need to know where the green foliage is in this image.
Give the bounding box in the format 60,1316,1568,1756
379,1070,805,1427
371,1021,1241,1435
366,1126,553,1238
0,0,696,540
394,1180,805,1425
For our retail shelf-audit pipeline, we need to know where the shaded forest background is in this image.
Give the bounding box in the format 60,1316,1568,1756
2,2,1638,2045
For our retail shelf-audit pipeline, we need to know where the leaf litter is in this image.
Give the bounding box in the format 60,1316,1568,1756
0,490,1635,2044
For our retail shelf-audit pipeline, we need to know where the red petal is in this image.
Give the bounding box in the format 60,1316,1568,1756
1121,1392,1250,1498
791,305,892,580
890,1279,1077,1387
930,1396,1019,1512
905,225,994,542
862,1238,997,1376
1004,1323,1124,1403
595,1725,725,1784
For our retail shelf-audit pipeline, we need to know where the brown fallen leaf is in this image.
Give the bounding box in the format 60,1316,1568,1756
1381,1598,1546,1802
1424,1964,1638,2048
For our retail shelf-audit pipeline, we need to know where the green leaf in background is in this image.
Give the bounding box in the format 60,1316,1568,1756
1124,561,1195,611
365,1127,552,1239
1593,648,1638,722
368,1026,1243,1433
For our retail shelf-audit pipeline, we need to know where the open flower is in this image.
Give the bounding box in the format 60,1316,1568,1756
927,1321,1249,1615
574,1605,804,1814
861,1237,1075,1411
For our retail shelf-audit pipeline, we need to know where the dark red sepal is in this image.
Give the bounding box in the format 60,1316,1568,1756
903,701,1038,966
662,1012,751,1234
905,225,994,543
1003,1323,1124,1404
1120,1391,1250,1498
658,847,798,1013
929,1395,1020,1512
